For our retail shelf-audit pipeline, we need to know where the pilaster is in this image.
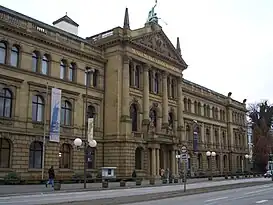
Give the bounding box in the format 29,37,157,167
162,71,168,129
120,55,131,137
177,75,184,142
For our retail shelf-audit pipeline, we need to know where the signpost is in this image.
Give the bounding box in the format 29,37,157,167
179,145,187,192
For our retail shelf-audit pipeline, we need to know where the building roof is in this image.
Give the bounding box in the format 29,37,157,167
53,14,79,27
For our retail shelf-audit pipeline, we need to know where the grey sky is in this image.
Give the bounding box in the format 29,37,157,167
2,0,273,104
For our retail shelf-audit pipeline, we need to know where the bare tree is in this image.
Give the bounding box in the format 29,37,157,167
248,100,273,171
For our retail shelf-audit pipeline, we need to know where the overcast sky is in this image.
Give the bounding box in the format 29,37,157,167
2,0,273,104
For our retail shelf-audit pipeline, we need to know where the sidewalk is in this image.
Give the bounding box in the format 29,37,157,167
0,177,225,196
0,178,269,205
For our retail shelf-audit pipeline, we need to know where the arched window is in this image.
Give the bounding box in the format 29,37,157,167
198,102,201,115
171,79,175,98
206,106,210,117
87,146,96,169
0,88,12,118
187,99,191,112
0,42,7,64
183,98,187,111
129,63,133,86
135,147,143,169
214,129,219,144
130,103,138,132
223,111,226,121
212,107,215,118
92,70,98,87
32,52,39,72
186,125,191,141
222,131,226,145
215,108,219,119
135,65,140,88
168,112,174,129
29,141,43,168
41,55,49,75
68,63,75,81
194,101,198,114
87,105,96,118
206,128,210,143
61,101,72,125
223,155,227,169
236,156,240,170
198,153,202,169
59,143,71,169
10,46,19,67
203,104,207,116
148,70,152,92
0,138,11,168
154,73,159,94
149,108,157,128
60,60,66,79
32,95,44,122
216,155,220,169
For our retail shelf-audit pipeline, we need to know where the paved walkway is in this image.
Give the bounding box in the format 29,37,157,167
0,177,225,196
0,178,269,205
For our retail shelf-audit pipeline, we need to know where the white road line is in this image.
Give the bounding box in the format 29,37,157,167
205,197,228,202
256,200,268,204
245,187,273,195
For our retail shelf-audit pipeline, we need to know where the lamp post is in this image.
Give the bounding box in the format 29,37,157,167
74,137,97,189
206,151,216,180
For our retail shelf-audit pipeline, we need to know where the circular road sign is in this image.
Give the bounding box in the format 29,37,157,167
181,145,187,153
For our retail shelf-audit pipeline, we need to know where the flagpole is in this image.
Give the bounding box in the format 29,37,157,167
42,82,49,181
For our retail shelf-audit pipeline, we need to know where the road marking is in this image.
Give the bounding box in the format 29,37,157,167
256,200,268,204
205,197,228,202
245,187,273,195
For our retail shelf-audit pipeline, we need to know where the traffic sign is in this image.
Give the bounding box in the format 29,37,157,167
181,153,187,161
181,145,187,153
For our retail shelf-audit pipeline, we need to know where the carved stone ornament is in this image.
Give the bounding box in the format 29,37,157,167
0,119,13,126
152,102,158,108
134,32,178,60
132,97,138,104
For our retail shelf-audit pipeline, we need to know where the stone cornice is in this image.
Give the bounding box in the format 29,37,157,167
0,73,24,83
1,24,107,64
1,64,104,94
27,81,80,96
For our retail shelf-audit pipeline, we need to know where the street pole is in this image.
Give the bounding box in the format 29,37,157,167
210,157,213,180
183,159,187,192
42,82,49,181
83,69,90,189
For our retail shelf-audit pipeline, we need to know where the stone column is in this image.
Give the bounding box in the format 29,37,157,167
156,149,160,176
152,148,156,176
143,64,150,121
162,71,168,129
175,150,179,175
177,75,184,141
122,55,130,117
171,150,176,174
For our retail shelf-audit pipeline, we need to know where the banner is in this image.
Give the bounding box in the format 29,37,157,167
193,125,198,153
49,88,61,142
87,118,94,142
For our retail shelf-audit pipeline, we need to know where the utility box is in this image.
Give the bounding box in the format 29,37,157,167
101,167,117,181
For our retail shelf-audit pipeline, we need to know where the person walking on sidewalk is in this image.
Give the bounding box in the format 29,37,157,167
46,166,55,188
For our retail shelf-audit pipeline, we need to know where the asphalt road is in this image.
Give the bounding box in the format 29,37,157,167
0,178,269,205
124,183,273,205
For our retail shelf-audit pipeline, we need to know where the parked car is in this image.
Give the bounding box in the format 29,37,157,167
264,170,272,178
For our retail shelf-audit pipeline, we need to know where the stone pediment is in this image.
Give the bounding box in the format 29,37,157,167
132,30,186,66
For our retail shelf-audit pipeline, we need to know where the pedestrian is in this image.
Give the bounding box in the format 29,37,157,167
46,166,55,188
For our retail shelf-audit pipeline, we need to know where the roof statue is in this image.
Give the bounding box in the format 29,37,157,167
147,0,159,24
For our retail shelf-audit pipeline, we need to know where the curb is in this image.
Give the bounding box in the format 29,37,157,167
0,178,227,197
53,181,272,205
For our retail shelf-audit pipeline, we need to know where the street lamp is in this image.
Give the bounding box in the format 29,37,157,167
74,137,97,189
206,151,216,180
